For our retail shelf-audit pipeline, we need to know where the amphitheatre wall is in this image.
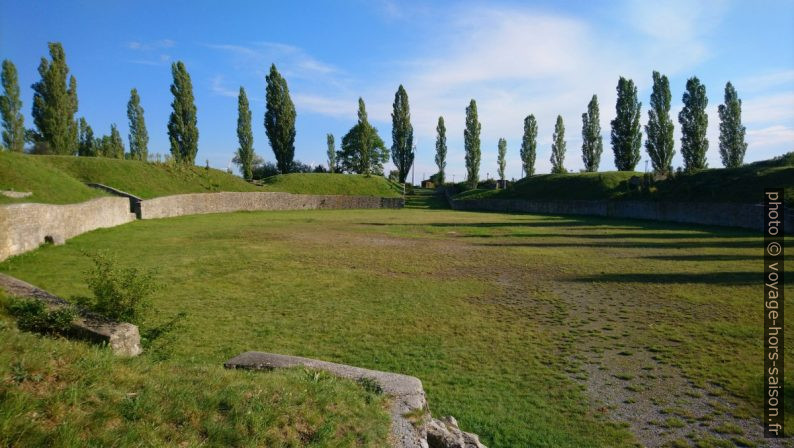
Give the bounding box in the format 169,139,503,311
138,191,404,219
450,197,793,232
0,197,136,261
0,192,404,261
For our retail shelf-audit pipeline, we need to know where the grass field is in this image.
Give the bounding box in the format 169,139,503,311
1,203,791,447
0,152,402,204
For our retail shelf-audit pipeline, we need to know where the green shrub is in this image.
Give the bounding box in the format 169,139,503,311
83,252,160,323
6,297,76,334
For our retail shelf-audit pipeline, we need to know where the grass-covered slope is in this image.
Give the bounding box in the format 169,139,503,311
38,155,261,199
260,173,403,198
455,152,794,204
0,152,106,205
0,153,402,204
0,293,390,447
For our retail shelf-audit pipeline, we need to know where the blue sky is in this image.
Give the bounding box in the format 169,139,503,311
1,0,793,180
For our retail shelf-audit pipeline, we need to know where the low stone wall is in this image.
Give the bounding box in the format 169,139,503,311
139,192,404,219
451,197,793,232
0,197,137,261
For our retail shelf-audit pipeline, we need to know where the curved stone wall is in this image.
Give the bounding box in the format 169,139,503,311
139,192,404,219
0,192,404,261
450,197,793,232
0,197,136,261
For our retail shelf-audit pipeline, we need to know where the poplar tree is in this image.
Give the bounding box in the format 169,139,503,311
464,99,481,189
497,138,507,181
127,88,149,161
611,77,642,171
391,85,414,183
167,61,198,164
0,60,25,152
645,71,675,174
77,117,95,156
550,115,567,174
236,87,254,180
520,114,537,176
326,133,336,173
679,76,709,172
718,81,747,168
434,116,447,184
581,95,603,172
31,42,78,155
264,64,296,173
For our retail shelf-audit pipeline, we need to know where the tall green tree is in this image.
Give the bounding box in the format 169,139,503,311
679,76,709,172
390,85,414,183
77,117,95,156
550,115,567,174
520,114,537,176
434,116,447,184
337,98,388,175
30,42,78,155
581,95,603,172
326,133,336,173
127,88,149,161
236,87,255,180
718,81,747,168
264,64,296,174
97,124,124,158
645,71,675,174
167,61,198,164
464,99,481,188
0,60,25,152
497,138,507,181
611,77,642,171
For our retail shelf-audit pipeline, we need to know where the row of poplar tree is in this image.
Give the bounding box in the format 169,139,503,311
0,43,151,160
0,43,748,189
431,73,748,189
0,42,302,179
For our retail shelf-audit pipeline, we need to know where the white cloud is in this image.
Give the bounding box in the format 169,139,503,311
208,42,340,81
292,94,355,119
742,92,794,124
747,125,794,148
210,75,238,98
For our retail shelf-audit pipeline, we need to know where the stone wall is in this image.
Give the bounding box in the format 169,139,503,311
139,192,404,220
0,197,136,261
451,197,793,232
0,192,404,261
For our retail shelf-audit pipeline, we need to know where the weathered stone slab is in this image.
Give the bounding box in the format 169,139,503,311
225,351,487,448
0,273,142,357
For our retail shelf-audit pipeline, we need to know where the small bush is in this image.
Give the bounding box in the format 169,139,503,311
6,297,76,334
83,252,160,323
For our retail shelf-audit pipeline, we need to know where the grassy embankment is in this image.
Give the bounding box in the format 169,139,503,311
0,152,402,204
2,207,791,447
455,152,794,204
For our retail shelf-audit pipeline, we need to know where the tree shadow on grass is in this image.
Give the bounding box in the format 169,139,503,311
573,271,758,285
477,240,760,250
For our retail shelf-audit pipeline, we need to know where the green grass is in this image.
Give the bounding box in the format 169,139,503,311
0,295,390,447
454,152,794,204
2,208,790,446
259,173,403,198
36,155,261,199
0,152,105,205
0,153,403,203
